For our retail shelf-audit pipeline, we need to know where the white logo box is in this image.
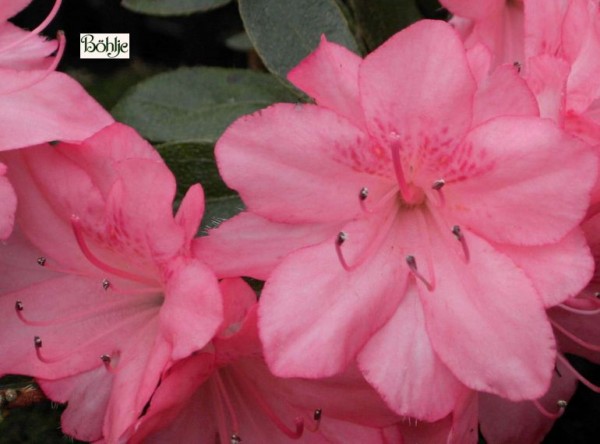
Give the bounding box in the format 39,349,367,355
80,33,130,59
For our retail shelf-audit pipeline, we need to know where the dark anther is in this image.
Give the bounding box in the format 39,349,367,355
102,279,111,291
432,179,445,190
100,354,111,364
231,434,242,444
336,232,348,245
37,257,47,266
359,187,369,200
314,408,322,421
452,225,463,240
513,61,522,72
557,400,568,408
406,255,417,268
15,300,23,311
34,336,42,348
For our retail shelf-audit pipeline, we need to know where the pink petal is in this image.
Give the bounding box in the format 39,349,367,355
217,278,257,337
525,55,570,124
175,184,205,244
216,103,393,224
0,23,57,70
549,304,600,365
160,257,223,360
194,213,338,280
493,229,593,307
357,284,465,421
39,367,113,442
472,63,539,127
479,358,578,444
421,222,556,400
0,0,31,22
0,72,113,151
259,211,407,378
447,117,597,245
0,162,15,239
288,36,365,129
523,0,570,59
360,20,476,147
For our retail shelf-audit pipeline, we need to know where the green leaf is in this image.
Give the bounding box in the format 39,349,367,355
347,0,422,51
200,194,245,232
238,0,359,82
121,0,231,16
112,67,298,143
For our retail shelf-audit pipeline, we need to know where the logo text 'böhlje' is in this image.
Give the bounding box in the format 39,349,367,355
80,34,129,59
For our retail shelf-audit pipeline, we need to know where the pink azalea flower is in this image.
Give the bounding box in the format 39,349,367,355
128,278,403,444
0,0,113,150
0,123,223,443
200,20,597,422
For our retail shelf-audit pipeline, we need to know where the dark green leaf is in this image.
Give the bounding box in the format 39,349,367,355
112,67,298,143
347,0,422,51
121,0,231,16
238,0,359,82
200,194,245,232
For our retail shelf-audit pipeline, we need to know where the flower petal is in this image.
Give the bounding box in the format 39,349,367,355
360,20,475,148
447,117,597,245
195,212,338,280
216,103,393,223
288,36,365,129
0,162,15,239
421,223,556,400
357,284,465,421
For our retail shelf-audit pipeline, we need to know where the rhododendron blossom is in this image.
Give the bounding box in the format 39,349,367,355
0,123,223,443
130,279,403,444
201,20,597,423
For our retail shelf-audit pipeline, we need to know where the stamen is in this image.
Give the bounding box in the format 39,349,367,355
406,255,434,291
390,140,414,203
37,257,47,266
557,354,600,393
358,187,398,214
102,279,111,291
0,0,62,55
215,373,241,439
532,399,566,419
100,354,118,373
30,310,154,365
71,216,156,286
335,231,354,272
452,225,470,262
431,179,446,207
305,409,322,432
230,435,242,444
15,296,153,328
513,61,522,73
551,320,600,352
558,299,600,315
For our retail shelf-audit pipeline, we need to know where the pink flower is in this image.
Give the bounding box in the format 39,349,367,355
200,20,597,422
128,278,403,444
0,0,113,150
0,123,223,443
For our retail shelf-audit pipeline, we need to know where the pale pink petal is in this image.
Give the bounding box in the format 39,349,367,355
0,72,113,151
217,278,257,337
472,63,539,127
216,103,393,223
447,117,597,245
360,20,475,147
493,229,593,307
465,43,492,84
160,257,223,360
0,23,57,70
549,305,600,365
175,184,205,244
0,162,15,239
259,211,407,378
525,55,570,123
523,0,571,59
39,367,113,443
194,213,338,280
479,358,578,444
421,223,556,400
440,0,504,20
288,36,365,129
357,284,465,421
